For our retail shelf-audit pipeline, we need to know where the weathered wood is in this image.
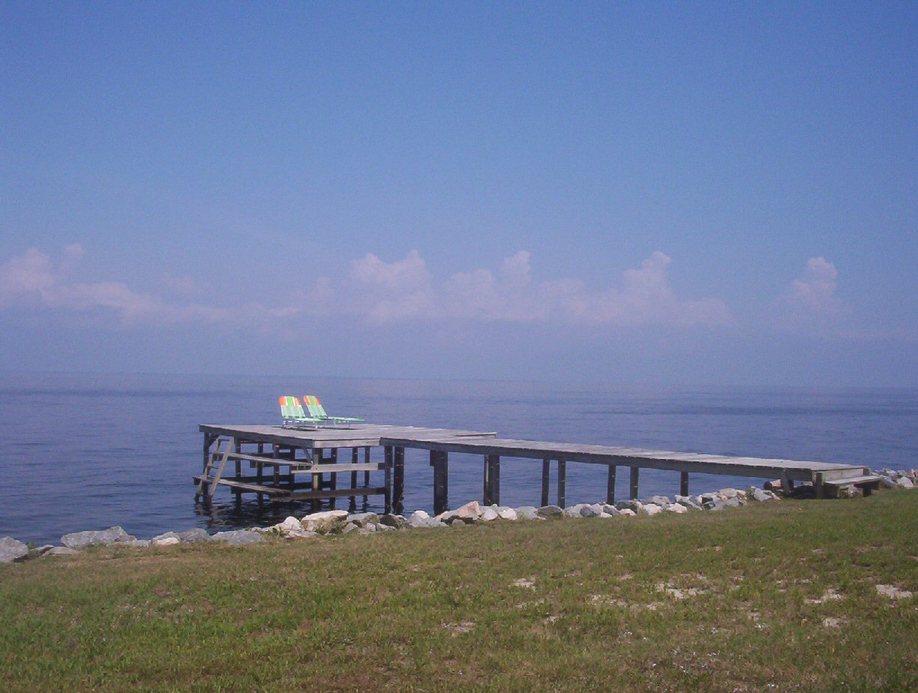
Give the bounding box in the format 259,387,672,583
200,422,871,509
378,434,867,482
208,436,236,499
606,465,616,504
291,462,383,474
483,454,500,506
557,459,566,508
351,447,359,490
431,450,449,515
630,466,639,500
279,486,388,503
393,446,405,513
680,471,689,497
199,423,497,451
383,449,392,513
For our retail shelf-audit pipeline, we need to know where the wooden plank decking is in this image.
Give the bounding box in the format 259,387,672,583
195,422,876,510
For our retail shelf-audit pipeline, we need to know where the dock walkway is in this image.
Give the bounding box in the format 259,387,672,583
196,423,878,513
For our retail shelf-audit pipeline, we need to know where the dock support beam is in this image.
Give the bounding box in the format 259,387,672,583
431,450,449,515
541,459,550,506
483,454,500,506
680,471,689,497
630,466,639,500
383,447,393,513
392,446,405,513
606,465,617,504
557,459,566,508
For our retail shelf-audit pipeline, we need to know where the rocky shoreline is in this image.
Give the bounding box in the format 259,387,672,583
2,469,915,564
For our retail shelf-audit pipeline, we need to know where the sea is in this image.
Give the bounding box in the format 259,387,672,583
1,372,916,545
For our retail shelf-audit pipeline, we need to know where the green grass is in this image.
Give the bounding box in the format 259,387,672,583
2,492,916,691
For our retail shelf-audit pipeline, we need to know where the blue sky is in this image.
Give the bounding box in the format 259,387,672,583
1,2,916,385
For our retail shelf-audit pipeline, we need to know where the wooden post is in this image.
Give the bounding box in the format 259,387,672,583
557,459,566,508
483,454,500,506
431,450,449,515
541,458,550,506
350,448,359,490
606,465,617,504
363,446,371,488
328,448,338,508
233,439,242,507
630,466,639,500
393,447,405,513
202,432,216,472
680,471,689,497
384,446,393,513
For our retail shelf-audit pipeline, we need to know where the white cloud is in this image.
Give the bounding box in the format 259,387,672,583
324,249,732,327
782,257,845,324
0,245,733,330
0,246,277,326
348,250,436,321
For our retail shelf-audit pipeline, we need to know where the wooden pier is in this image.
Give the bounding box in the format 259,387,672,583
196,422,880,513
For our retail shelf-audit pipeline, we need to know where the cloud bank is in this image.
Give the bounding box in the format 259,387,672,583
0,245,734,330
781,256,846,326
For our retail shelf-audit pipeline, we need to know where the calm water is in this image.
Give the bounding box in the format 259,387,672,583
1,373,916,545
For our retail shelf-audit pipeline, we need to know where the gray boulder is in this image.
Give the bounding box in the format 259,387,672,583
28,545,55,559
562,505,584,518
536,505,563,519
580,504,603,518
408,511,443,529
301,510,349,534
348,512,379,528
480,507,500,522
897,476,914,489
0,537,29,563
497,506,518,521
646,495,671,507
45,546,79,557
879,475,898,489
748,487,779,503
122,539,152,548
151,531,181,546
515,506,540,520
177,528,211,543
453,500,482,521
61,526,134,549
379,514,407,529
615,500,642,513
210,530,264,545
675,495,703,511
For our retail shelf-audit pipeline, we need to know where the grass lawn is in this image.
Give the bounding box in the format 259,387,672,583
1,491,916,691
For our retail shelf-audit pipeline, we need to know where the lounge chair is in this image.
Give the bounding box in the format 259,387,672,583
278,396,321,428
302,394,365,426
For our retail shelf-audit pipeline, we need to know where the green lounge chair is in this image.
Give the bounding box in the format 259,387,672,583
278,395,321,428
302,394,365,426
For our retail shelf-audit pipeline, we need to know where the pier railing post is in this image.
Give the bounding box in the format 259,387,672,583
680,471,689,497
541,458,550,507
630,465,639,500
